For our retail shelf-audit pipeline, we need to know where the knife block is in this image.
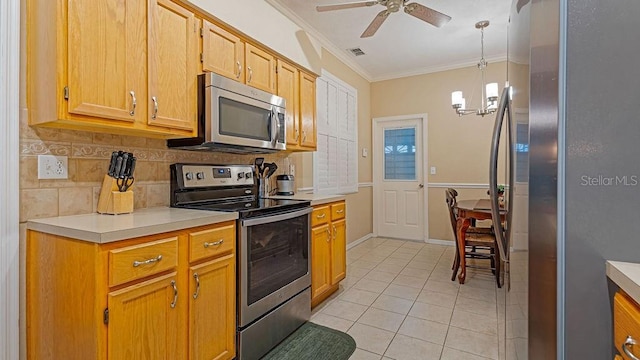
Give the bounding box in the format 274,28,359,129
97,174,134,215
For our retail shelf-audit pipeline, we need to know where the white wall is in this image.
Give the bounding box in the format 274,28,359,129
184,0,323,73
0,0,21,358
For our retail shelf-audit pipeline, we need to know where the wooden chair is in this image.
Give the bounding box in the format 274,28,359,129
445,188,501,286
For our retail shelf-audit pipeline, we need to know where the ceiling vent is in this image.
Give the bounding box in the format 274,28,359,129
348,47,366,56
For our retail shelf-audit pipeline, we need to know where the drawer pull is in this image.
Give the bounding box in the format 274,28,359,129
170,280,178,308
336,209,344,214
316,213,326,219
132,255,163,267
193,273,200,299
624,336,640,360
204,239,224,248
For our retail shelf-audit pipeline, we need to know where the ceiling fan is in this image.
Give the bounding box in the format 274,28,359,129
316,0,451,38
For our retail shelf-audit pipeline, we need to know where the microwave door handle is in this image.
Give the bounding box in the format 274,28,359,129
272,109,280,146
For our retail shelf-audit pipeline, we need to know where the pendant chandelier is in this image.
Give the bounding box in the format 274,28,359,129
451,20,499,117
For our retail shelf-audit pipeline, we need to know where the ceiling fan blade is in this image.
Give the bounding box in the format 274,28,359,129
361,10,390,38
403,3,451,28
316,1,379,12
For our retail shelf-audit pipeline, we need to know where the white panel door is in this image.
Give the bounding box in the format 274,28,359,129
374,117,426,240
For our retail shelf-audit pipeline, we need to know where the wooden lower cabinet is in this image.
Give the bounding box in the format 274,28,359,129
27,221,236,360
614,291,640,360
311,201,346,307
189,255,235,360
108,272,181,360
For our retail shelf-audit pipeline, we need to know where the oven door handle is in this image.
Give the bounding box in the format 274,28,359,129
241,207,312,227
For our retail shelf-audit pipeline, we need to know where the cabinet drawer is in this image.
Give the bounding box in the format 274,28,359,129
109,237,178,287
312,206,330,227
189,223,236,262
614,292,640,359
331,202,345,221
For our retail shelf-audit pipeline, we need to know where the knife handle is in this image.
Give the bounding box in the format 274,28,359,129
127,157,136,177
108,151,119,177
113,156,123,179
119,153,129,178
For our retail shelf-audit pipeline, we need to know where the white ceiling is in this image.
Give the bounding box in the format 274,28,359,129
268,0,512,81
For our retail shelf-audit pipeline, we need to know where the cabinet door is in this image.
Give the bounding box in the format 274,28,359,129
147,0,197,133
331,219,347,285
299,71,317,149
311,225,332,301
245,44,275,93
202,20,244,82
189,255,236,360
108,272,181,360
67,0,146,123
277,59,300,147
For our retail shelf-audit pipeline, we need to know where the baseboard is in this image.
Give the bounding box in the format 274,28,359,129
426,238,455,246
347,233,373,249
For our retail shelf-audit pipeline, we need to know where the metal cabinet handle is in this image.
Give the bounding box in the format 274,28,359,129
316,213,326,219
303,130,307,142
170,280,178,308
336,209,344,214
236,61,242,79
325,228,331,242
132,255,162,267
624,336,640,360
333,225,337,239
204,239,224,248
295,128,300,141
248,67,253,83
129,91,136,116
151,96,158,120
193,273,200,299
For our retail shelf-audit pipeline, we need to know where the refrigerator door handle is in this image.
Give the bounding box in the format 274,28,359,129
489,86,512,262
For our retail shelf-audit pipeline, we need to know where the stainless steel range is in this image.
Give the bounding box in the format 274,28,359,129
170,163,311,360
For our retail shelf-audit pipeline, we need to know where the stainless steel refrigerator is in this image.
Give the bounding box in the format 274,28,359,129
491,0,640,358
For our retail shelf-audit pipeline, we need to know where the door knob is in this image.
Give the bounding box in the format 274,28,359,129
418,184,424,188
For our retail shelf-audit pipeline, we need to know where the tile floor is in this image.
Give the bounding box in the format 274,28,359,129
310,237,502,360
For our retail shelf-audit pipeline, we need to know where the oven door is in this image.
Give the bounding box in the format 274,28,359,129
238,207,311,327
208,86,285,151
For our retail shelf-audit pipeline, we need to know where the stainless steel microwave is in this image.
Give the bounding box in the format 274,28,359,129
167,73,286,153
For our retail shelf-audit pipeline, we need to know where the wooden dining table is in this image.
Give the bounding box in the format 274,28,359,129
454,198,507,284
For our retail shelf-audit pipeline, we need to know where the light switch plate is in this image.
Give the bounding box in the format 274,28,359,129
362,148,368,157
38,155,68,179
430,166,437,175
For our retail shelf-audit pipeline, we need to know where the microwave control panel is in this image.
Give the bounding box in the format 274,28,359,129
180,165,254,188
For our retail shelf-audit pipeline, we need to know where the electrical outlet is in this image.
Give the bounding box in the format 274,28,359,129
38,155,68,179
289,164,295,177
430,166,437,175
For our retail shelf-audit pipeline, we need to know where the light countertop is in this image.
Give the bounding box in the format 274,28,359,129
27,207,238,244
607,261,640,304
268,193,346,206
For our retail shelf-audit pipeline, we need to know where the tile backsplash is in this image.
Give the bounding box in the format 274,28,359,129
19,118,289,222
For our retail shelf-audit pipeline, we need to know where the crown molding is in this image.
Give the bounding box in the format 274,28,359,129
372,54,508,82
266,0,373,82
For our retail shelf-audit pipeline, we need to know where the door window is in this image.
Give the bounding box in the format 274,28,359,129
384,127,416,180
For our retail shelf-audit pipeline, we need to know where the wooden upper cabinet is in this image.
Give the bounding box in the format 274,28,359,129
202,20,245,82
245,44,276,93
299,71,317,149
276,59,300,147
147,0,198,131
66,0,146,123
28,0,197,138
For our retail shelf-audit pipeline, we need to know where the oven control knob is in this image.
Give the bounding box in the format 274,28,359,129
185,172,193,181
237,172,244,180
245,171,253,179
196,172,205,180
